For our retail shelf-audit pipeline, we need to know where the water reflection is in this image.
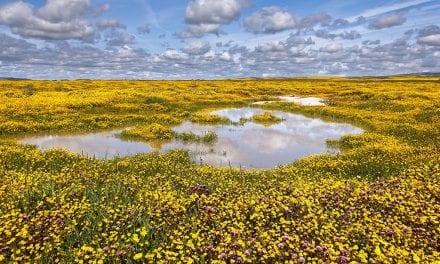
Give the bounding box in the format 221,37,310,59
253,96,326,106
21,108,363,168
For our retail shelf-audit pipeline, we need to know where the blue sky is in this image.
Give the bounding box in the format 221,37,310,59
0,0,439,79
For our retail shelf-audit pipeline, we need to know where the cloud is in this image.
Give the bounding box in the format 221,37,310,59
94,3,110,16
0,0,95,42
299,13,332,29
182,41,211,55
97,19,126,30
243,7,332,34
315,30,361,40
178,0,251,38
244,6,298,34
176,24,223,38
0,33,37,62
185,0,250,25
216,41,234,48
37,0,90,22
418,34,440,46
255,41,285,52
161,49,188,60
362,40,381,45
368,13,406,30
254,35,315,54
417,25,440,46
1,23,439,79
340,30,362,40
315,29,362,40
349,0,431,21
320,43,343,53
331,18,349,27
105,30,135,47
137,24,151,34
285,35,315,46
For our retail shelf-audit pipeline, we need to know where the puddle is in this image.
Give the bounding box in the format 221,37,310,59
21,108,363,169
253,96,326,106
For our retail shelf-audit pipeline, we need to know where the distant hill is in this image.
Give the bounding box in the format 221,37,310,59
0,77,30,80
389,72,440,77
0,73,439,80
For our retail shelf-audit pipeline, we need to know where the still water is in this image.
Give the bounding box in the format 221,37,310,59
252,96,326,106
21,108,363,168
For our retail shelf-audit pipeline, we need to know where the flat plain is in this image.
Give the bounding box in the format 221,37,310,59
0,78,439,263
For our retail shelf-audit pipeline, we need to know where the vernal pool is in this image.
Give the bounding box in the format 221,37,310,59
252,96,326,106
21,108,363,169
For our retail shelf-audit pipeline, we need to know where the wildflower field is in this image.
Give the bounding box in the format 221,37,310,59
0,78,439,263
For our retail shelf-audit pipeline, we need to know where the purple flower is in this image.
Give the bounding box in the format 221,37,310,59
244,250,250,256
387,228,394,236
220,252,227,261
299,256,306,263
315,245,323,253
236,257,243,264
278,242,286,250
338,256,349,264
56,218,64,226
301,240,310,249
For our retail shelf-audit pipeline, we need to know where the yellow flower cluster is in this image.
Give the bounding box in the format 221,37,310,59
190,113,230,125
119,124,174,141
251,112,284,125
0,77,439,263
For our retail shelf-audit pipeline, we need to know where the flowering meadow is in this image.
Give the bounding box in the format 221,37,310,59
0,78,439,263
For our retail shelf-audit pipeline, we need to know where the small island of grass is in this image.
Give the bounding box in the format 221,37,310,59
175,131,218,143
118,123,218,144
251,112,284,125
118,123,173,141
190,113,230,124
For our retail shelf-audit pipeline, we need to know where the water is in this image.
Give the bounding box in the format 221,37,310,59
253,96,326,106
21,108,363,168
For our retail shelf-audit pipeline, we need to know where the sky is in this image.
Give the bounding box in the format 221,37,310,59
0,0,439,79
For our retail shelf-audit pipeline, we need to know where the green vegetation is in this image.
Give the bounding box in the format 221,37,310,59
175,131,218,143
190,113,230,124
118,123,174,141
251,112,284,125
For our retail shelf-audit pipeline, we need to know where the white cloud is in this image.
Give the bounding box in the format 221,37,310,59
320,43,343,53
299,13,332,28
182,41,211,55
243,7,333,35
176,23,222,38
417,25,440,46
37,0,90,22
105,30,135,47
162,49,188,60
0,0,95,41
97,19,126,30
178,0,250,38
368,13,407,30
418,34,440,46
244,6,298,34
